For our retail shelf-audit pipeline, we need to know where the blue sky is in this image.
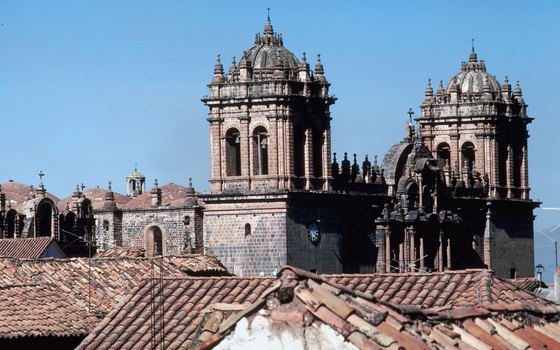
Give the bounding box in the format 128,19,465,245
2,1,560,277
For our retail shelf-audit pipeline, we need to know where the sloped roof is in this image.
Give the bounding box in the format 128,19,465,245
123,183,194,209
0,284,98,338
93,247,145,258
1,181,60,212
0,237,65,259
326,269,547,308
57,187,130,212
76,276,277,349
0,255,229,339
76,267,560,350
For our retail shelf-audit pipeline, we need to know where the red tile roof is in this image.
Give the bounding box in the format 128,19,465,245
1,181,60,211
123,183,193,209
0,237,65,259
57,187,130,212
0,255,229,339
325,269,548,308
93,247,145,258
76,267,560,350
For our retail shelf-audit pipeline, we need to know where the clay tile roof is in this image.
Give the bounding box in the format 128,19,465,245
123,183,191,209
0,237,65,259
510,277,548,292
0,284,99,338
93,247,145,258
0,254,230,339
58,187,130,212
76,266,560,350
325,269,554,309
76,276,277,350
1,181,60,212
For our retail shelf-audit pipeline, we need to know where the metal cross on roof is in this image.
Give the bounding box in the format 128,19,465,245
38,170,45,186
407,108,415,124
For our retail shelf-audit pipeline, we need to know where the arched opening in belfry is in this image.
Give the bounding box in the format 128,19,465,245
36,201,53,237
436,142,450,170
145,225,164,257
4,209,18,238
312,129,324,178
60,211,76,241
512,145,522,190
461,142,476,171
498,143,508,189
293,125,305,178
252,126,268,175
226,128,241,176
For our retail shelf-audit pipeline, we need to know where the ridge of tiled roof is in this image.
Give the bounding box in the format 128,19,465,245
76,266,560,350
0,254,230,339
93,247,146,258
325,268,552,309
0,237,62,259
509,276,548,292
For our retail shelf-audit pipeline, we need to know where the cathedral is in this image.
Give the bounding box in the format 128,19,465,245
0,19,538,279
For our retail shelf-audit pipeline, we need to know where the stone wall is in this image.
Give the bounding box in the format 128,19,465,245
94,206,200,255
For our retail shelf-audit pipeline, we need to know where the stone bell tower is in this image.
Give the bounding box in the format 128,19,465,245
417,46,538,278
419,46,531,200
202,18,335,194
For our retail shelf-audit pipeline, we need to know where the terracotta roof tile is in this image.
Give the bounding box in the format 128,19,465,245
0,237,64,259
0,255,229,339
77,266,560,350
93,247,145,258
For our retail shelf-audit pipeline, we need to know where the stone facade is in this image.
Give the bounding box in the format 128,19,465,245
0,21,539,279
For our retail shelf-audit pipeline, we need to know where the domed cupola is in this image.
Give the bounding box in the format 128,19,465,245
445,47,501,100
242,18,300,78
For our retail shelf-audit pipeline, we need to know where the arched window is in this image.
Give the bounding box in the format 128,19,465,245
293,126,305,178
436,143,451,170
145,225,164,257
36,201,53,237
512,145,522,189
461,142,476,171
312,129,324,178
59,211,76,241
4,209,18,238
252,126,268,175
226,128,241,176
245,223,251,236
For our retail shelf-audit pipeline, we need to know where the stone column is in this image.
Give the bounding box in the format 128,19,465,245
521,144,529,199
446,236,452,270
506,145,513,198
304,127,313,190
438,230,444,272
375,225,387,273
483,205,492,269
409,226,416,272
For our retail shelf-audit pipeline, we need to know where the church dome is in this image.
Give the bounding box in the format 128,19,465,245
446,48,501,96
242,19,300,71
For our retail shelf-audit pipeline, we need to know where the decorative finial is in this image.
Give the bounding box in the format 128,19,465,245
216,54,221,63
81,183,85,191
302,52,306,61
471,38,475,51
134,163,137,172
108,181,112,191
38,170,44,185
154,178,159,188
317,53,321,62
407,108,415,124
76,184,80,192
188,178,193,188
267,7,271,21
